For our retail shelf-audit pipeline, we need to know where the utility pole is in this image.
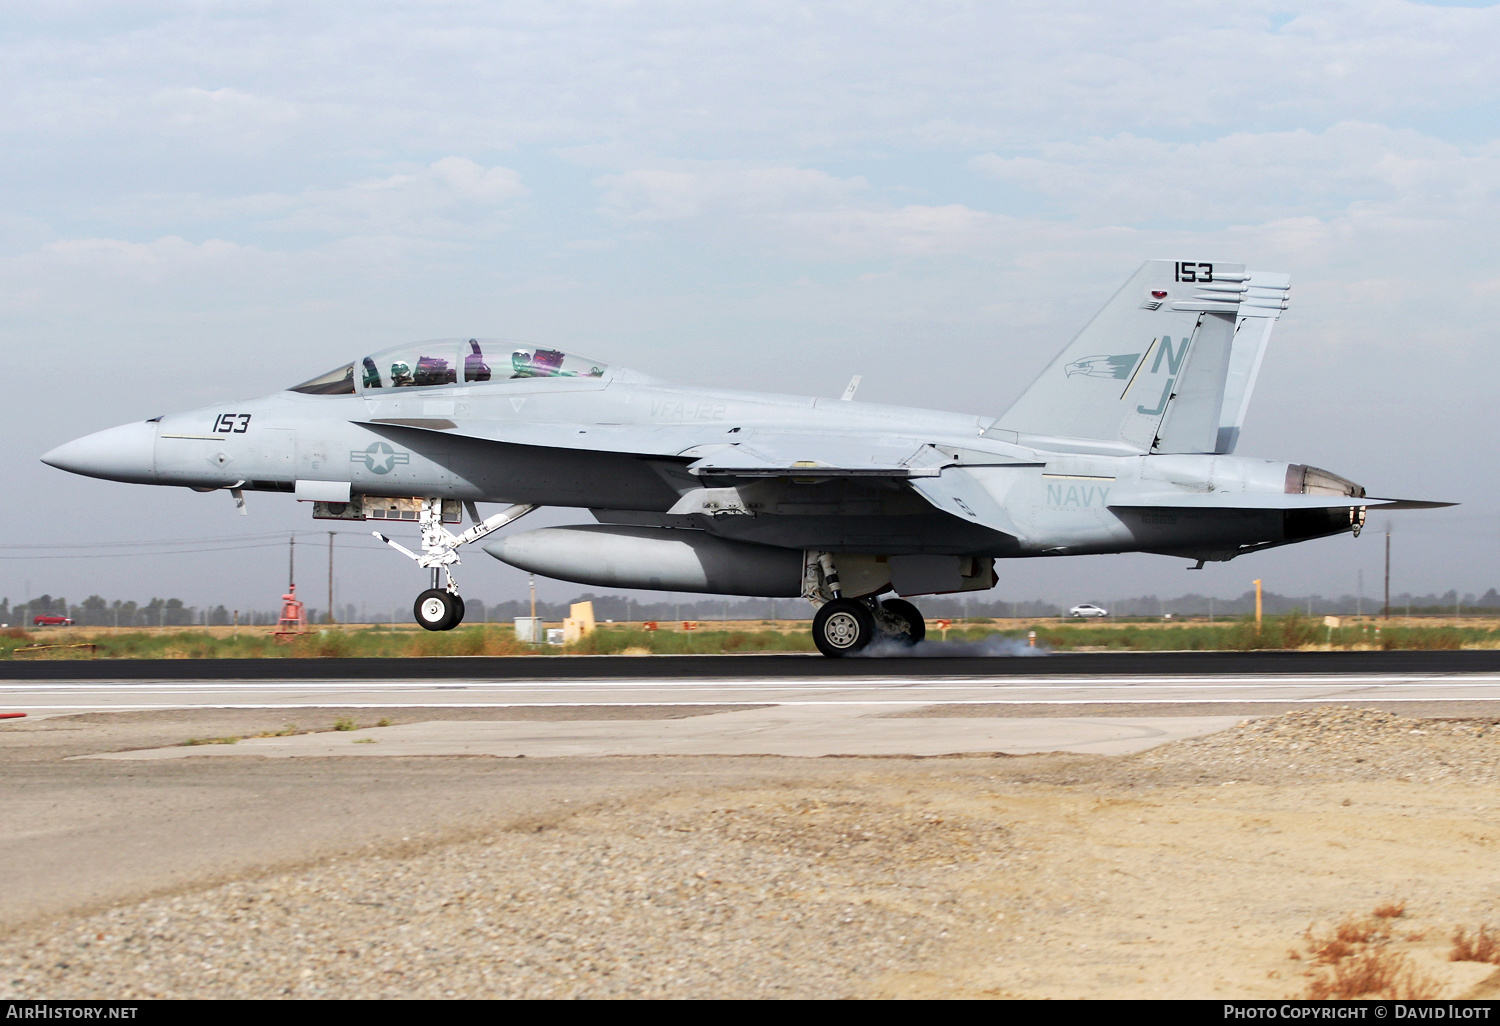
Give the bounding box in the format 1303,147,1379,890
529,574,536,620
1254,579,1263,627
1384,528,1391,620
327,531,336,624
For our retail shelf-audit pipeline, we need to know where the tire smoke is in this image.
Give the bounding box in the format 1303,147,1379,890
854,634,1050,658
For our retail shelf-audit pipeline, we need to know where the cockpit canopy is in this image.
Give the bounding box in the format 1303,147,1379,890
289,338,609,395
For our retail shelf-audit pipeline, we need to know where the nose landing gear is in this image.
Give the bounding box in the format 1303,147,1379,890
375,499,535,631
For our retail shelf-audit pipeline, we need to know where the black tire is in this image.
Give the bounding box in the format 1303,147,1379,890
812,599,875,657
450,594,466,628
414,589,460,631
879,598,926,645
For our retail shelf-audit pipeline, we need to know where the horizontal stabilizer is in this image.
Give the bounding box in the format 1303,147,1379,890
1352,498,1455,511
1110,493,1454,511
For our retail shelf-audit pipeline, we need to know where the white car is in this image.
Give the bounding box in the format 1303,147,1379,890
1068,603,1108,618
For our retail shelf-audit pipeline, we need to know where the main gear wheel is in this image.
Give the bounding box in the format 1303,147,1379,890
812,598,876,657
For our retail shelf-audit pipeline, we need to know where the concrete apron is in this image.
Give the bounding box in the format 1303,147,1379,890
80,707,1243,760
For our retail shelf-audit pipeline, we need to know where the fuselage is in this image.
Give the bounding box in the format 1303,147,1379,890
43,358,1359,562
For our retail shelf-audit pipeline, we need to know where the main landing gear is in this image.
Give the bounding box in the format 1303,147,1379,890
375,499,535,632
803,552,926,658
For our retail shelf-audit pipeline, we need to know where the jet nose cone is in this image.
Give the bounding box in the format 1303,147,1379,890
41,421,158,484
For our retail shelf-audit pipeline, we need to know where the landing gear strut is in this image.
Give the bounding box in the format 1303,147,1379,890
802,551,926,657
375,499,535,632
875,598,926,645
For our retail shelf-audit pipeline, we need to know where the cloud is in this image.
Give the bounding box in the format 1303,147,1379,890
971,123,1500,227
597,165,859,223
256,157,529,238
93,157,531,244
7,2,1497,171
597,161,1006,258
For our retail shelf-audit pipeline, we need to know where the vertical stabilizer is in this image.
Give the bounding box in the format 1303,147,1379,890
1215,271,1291,453
988,259,1266,453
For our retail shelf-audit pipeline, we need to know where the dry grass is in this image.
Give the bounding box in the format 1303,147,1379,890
1450,926,1500,964
253,725,300,738
1300,906,1440,999
1306,946,1440,1000
1304,917,1388,964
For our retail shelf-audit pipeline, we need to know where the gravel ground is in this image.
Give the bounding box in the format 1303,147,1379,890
5,705,1500,999
0,783,1014,999
1130,707,1500,785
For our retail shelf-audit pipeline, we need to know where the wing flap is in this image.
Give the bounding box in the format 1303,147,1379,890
907,468,1023,538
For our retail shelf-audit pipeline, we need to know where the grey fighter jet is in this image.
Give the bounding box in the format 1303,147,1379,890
42,260,1448,656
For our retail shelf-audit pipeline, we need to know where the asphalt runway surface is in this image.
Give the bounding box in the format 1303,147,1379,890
7,649,1500,760
3,648,1499,680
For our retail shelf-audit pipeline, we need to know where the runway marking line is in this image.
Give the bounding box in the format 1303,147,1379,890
13,697,1500,713
7,673,1500,691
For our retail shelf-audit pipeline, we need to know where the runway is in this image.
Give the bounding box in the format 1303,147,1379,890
7,651,1500,759
11,670,1500,712
3,648,1499,680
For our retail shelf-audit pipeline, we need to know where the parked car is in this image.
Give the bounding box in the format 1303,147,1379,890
32,614,73,626
1067,603,1108,618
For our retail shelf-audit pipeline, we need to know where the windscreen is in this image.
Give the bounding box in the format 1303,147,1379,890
289,363,356,395
357,339,607,390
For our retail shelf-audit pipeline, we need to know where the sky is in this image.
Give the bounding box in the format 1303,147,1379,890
3,0,1499,616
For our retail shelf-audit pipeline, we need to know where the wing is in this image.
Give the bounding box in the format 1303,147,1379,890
681,434,943,479
358,418,708,457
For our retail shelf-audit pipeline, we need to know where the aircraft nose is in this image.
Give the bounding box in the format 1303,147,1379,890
41,420,158,484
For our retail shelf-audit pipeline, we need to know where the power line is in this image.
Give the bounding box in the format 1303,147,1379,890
0,529,381,551
0,538,391,560
0,530,385,556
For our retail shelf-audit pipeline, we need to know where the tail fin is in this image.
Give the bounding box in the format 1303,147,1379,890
987,260,1288,454
1215,271,1290,453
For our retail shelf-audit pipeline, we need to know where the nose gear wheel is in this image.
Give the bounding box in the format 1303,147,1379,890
415,588,463,631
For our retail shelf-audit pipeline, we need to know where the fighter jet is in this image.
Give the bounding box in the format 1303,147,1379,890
41,259,1448,656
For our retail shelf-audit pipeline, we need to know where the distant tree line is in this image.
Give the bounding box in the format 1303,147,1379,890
3,595,287,628
7,587,1500,628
